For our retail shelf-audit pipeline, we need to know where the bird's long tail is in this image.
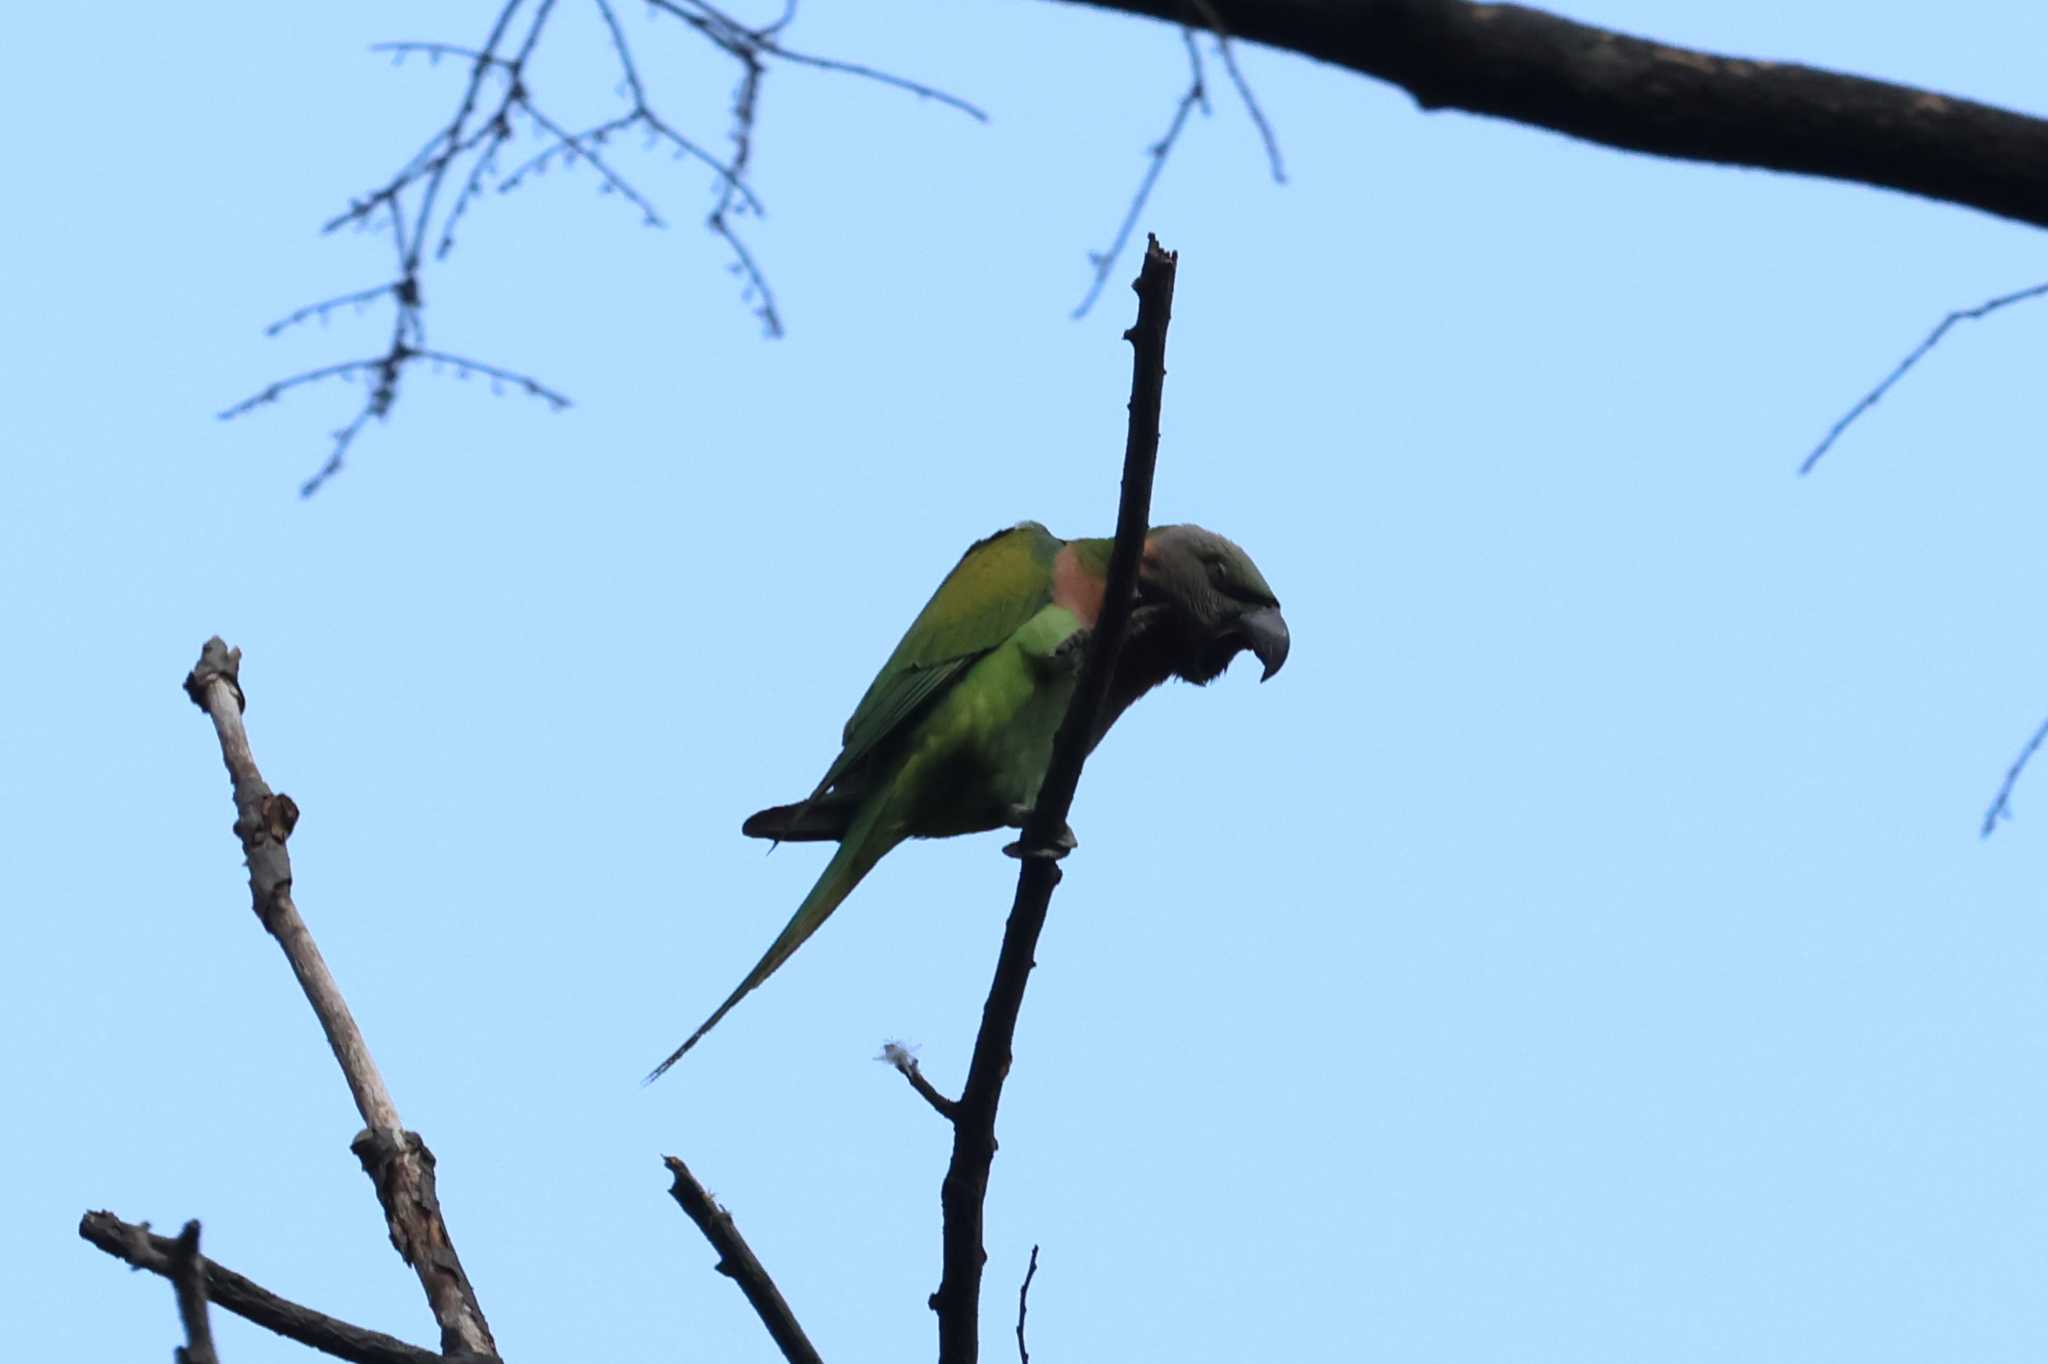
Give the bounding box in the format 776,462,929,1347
644,801,903,1083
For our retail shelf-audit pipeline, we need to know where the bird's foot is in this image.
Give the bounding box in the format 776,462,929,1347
1002,810,1077,861
1028,628,1093,679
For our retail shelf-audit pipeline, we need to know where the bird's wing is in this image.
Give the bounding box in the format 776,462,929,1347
811,521,1063,798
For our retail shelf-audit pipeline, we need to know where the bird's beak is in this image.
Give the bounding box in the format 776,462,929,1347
1241,605,1290,681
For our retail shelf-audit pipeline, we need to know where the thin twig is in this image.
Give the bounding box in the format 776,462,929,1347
1800,280,2048,474
1981,710,2048,837
264,283,404,338
663,1156,824,1364
1016,1244,1041,1364
180,639,496,1358
79,1212,460,1364
170,1221,221,1364
1188,0,1285,182
1073,42,1206,318
932,235,1179,1364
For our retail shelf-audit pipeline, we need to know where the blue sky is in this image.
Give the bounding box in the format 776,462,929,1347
8,2,2048,1360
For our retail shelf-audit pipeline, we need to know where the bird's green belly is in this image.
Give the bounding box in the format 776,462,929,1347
896,605,1083,839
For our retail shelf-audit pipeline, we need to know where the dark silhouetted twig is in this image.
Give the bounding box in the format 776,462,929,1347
664,1156,824,1364
933,234,1178,1364
79,1212,458,1364
1981,710,2048,837
180,639,497,1358
1800,280,2048,474
1015,1244,1041,1364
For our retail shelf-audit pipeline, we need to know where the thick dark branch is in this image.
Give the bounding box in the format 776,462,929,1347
931,236,1177,1364
180,640,497,1359
170,1221,221,1364
79,1212,461,1364
1057,0,2048,230
663,1156,823,1364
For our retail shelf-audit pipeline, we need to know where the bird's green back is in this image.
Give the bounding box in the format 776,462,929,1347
813,522,1065,797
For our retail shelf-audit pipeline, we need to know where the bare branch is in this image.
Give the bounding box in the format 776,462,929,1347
180,639,497,1358
1982,711,2048,837
932,235,1178,1364
79,1212,460,1364
880,1040,960,1121
663,1156,824,1364
1799,280,2048,474
1056,0,2048,231
245,0,984,489
1015,1244,1040,1364
170,1221,221,1364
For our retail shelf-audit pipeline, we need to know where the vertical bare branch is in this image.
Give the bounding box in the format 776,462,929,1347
170,1221,222,1364
181,638,497,1360
932,235,1178,1363
663,1156,824,1364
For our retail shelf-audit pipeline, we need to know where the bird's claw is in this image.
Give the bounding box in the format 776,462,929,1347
1002,818,1077,861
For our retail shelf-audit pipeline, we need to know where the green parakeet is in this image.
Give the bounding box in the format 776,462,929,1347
647,520,1287,1079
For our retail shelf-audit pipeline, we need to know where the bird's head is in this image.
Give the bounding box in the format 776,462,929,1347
1133,524,1289,685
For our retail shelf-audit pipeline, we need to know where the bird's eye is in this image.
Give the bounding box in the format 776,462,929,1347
1207,558,1229,583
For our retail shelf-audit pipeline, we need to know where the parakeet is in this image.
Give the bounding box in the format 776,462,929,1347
647,520,1287,1079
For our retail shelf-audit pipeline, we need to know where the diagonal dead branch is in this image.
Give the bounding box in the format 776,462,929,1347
663,1156,824,1364
932,234,1178,1364
79,1212,461,1364
181,638,497,1358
